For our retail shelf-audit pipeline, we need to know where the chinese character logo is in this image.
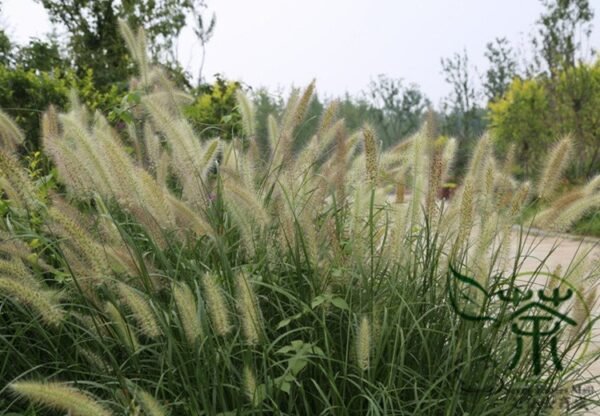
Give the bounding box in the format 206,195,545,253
448,264,589,375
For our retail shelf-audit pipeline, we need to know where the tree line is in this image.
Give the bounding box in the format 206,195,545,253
0,0,597,183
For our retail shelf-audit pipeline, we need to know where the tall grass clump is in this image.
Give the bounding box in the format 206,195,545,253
0,21,598,415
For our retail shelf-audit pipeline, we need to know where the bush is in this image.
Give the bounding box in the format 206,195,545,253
184,75,243,140
0,65,124,150
489,60,600,180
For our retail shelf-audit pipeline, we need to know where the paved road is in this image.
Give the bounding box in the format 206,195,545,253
509,229,600,414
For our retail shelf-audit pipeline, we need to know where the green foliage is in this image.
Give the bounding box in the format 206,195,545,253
36,0,131,88
184,76,243,140
0,29,13,66
489,77,553,177
338,93,374,132
16,37,65,73
0,65,123,149
532,0,594,74
554,61,600,177
366,74,429,146
572,211,600,237
0,65,68,149
440,49,487,177
484,37,517,102
489,60,600,178
35,0,210,90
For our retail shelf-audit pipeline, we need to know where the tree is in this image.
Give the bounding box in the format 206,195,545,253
16,37,64,73
0,30,12,67
338,94,374,133
489,77,553,177
440,49,483,141
253,87,284,155
193,6,216,85
35,0,211,89
483,37,517,102
366,74,429,147
555,62,600,177
531,0,594,76
184,75,243,140
489,60,600,179
440,49,487,176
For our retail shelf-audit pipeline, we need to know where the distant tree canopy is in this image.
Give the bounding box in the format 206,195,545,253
0,0,221,149
366,75,429,147
34,0,210,90
16,37,64,72
531,0,594,75
184,75,243,140
489,60,600,179
0,0,597,186
488,0,599,180
0,65,122,149
484,37,518,102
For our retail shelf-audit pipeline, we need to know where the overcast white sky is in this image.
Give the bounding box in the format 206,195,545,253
2,0,600,105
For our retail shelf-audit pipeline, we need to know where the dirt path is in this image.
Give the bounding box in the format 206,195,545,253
509,229,600,414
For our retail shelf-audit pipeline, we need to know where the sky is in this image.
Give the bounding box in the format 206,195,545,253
2,0,600,105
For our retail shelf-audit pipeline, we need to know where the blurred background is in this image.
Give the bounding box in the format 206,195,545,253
0,1,599,196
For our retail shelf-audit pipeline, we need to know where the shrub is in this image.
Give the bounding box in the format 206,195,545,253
489,60,600,180
184,75,243,140
0,65,124,150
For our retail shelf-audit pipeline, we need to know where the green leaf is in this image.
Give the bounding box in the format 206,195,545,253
311,295,327,309
274,373,295,394
289,357,308,375
276,311,304,329
330,297,350,311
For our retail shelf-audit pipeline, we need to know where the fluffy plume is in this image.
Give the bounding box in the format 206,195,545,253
537,136,573,201
583,174,600,195
202,274,231,336
48,205,109,279
0,151,39,208
236,89,256,137
243,365,258,402
318,100,339,136
294,80,316,128
173,281,203,344
548,194,600,232
0,109,24,151
118,19,149,81
105,301,139,352
236,273,262,344
441,137,457,183
356,316,371,371
0,277,63,326
117,283,161,338
465,134,491,183
10,381,112,416
267,113,280,156
426,148,443,220
134,388,167,416
363,124,378,185
408,129,429,226
457,179,474,246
